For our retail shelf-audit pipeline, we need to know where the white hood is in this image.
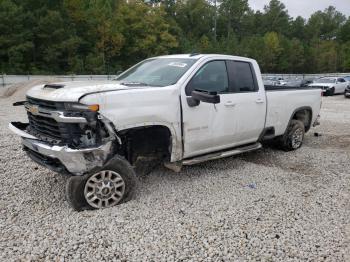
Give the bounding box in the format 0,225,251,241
26,81,148,102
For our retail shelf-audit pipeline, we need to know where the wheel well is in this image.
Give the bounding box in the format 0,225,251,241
117,125,172,165
292,108,312,132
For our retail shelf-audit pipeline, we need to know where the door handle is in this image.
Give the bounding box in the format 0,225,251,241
224,101,236,107
255,98,264,104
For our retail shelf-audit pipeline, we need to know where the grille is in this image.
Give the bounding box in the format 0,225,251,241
27,112,62,140
26,96,60,110
26,97,81,145
312,86,328,90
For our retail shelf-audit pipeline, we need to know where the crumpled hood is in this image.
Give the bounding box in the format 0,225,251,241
26,81,148,102
308,83,335,88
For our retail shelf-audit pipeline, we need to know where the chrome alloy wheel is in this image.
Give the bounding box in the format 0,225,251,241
291,128,303,149
84,170,126,209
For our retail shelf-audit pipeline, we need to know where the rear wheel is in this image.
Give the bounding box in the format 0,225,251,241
279,120,305,151
66,155,137,211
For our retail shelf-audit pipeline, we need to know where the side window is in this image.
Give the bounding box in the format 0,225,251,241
185,61,228,96
227,61,257,92
338,78,345,83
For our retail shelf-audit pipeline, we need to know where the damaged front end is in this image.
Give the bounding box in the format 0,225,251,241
9,97,119,175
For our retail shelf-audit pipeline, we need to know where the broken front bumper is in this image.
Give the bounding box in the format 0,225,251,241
9,122,113,175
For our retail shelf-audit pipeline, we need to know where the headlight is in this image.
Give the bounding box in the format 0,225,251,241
64,103,99,112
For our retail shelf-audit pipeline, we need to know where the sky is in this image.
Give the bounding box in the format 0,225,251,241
248,0,350,19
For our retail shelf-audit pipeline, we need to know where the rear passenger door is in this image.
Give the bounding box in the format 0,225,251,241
225,60,266,144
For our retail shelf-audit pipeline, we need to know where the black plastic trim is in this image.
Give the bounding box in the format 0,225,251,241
265,86,322,91
287,106,313,133
258,127,276,141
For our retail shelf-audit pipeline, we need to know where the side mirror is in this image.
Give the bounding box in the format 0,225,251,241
187,90,220,107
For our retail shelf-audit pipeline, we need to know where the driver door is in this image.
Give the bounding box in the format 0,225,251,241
181,60,239,158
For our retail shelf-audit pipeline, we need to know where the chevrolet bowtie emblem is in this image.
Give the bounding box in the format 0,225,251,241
27,104,39,115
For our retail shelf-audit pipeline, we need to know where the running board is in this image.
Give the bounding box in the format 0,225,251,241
182,143,262,166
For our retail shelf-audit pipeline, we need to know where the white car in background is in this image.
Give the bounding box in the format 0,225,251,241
344,76,350,98
309,77,348,96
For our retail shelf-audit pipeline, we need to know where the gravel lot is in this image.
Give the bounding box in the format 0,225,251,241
0,83,349,261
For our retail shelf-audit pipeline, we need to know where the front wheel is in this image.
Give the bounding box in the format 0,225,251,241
279,120,305,151
66,155,137,211
326,87,335,96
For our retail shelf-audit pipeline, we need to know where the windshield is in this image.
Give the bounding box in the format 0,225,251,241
315,78,336,84
116,58,197,87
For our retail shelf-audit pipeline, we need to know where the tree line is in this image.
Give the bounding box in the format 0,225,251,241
1,0,350,74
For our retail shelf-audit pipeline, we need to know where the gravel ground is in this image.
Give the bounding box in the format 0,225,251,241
0,83,349,261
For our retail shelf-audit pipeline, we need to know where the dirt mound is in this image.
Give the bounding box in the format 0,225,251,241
0,79,60,100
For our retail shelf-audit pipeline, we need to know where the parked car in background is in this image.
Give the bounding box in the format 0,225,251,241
286,78,314,87
345,85,350,98
344,76,350,98
263,76,285,86
309,77,348,96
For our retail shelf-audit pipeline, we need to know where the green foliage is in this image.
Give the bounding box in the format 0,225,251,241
0,0,349,74
262,0,290,35
261,32,282,72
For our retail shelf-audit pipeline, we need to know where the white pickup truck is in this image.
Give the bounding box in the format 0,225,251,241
9,54,322,210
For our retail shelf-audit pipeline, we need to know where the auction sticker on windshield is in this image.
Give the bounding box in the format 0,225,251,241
168,62,187,68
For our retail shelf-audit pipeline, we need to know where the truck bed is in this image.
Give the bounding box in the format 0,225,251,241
265,87,321,136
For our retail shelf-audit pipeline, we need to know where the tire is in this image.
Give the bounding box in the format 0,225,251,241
326,87,335,96
279,120,305,151
66,155,137,211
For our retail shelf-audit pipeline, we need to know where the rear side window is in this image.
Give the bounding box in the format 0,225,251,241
226,61,257,92
337,78,345,83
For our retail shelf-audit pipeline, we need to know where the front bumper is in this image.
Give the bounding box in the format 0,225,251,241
9,122,113,175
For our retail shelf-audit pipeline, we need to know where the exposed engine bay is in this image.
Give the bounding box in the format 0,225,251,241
24,96,115,149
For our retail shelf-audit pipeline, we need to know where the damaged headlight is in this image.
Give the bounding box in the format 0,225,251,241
63,103,100,122
64,103,99,112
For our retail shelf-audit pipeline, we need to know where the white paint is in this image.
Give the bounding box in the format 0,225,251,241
265,89,322,135
26,81,147,102
23,54,322,162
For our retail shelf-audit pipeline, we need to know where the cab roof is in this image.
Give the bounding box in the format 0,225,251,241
155,54,256,63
